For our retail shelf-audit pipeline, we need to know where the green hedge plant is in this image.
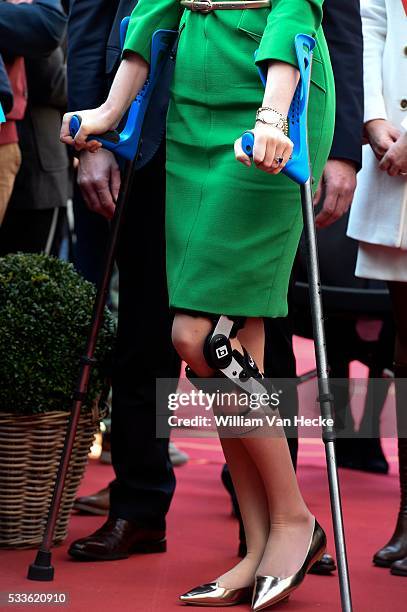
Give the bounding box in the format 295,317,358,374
0,253,115,414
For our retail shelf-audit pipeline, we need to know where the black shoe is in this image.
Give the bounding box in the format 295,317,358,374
391,556,407,577
68,518,166,561
308,553,336,575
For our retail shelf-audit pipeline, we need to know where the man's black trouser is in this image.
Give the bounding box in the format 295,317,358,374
264,315,299,470
74,142,180,531
0,206,66,256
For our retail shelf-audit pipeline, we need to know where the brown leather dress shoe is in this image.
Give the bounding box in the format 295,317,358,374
68,518,166,561
73,487,110,516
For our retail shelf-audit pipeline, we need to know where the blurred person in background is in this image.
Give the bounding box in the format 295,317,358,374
0,53,13,124
0,0,68,255
0,52,14,194
0,43,26,227
65,0,181,562
347,0,407,577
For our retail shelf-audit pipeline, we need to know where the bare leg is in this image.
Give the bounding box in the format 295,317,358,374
172,313,315,586
173,315,270,587
217,440,270,587
236,320,315,578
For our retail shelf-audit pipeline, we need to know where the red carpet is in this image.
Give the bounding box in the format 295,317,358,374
0,437,404,612
0,338,405,611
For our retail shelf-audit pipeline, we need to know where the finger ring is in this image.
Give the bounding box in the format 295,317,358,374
274,157,284,165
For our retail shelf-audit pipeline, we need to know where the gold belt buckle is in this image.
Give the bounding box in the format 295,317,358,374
191,0,214,13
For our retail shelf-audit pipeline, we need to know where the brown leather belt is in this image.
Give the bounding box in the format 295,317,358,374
181,0,270,12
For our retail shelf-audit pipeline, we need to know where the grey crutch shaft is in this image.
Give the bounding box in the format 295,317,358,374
301,178,353,612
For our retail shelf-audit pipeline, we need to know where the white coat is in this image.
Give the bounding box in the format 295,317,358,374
347,0,407,249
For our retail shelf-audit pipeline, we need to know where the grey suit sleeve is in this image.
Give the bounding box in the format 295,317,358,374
323,0,364,169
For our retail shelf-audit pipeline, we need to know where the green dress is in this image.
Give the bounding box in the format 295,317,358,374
124,0,335,318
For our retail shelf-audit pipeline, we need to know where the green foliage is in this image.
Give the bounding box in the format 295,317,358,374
0,253,115,414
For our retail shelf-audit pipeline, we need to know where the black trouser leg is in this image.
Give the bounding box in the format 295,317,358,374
72,182,110,285
374,282,407,568
109,143,180,530
0,207,65,255
264,316,299,470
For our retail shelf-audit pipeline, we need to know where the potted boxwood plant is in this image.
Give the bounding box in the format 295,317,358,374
0,253,115,548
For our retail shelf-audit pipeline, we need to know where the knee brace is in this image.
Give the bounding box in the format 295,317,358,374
184,316,283,436
187,315,267,397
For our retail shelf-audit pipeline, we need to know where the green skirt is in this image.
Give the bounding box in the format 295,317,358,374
166,9,335,318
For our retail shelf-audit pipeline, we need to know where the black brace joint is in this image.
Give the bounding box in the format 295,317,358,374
204,333,233,370
202,315,246,370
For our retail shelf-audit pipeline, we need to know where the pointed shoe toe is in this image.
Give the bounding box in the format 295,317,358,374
179,582,252,606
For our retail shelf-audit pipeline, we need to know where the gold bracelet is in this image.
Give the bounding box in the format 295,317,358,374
256,107,289,136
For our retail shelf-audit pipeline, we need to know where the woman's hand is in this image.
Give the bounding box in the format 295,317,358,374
235,123,293,174
60,106,117,153
379,131,407,177
60,53,149,153
235,60,297,175
364,119,400,161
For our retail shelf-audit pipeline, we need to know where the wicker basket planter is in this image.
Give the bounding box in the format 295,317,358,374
0,403,107,549
0,254,115,550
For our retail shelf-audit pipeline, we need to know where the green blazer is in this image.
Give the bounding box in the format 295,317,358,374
124,0,325,68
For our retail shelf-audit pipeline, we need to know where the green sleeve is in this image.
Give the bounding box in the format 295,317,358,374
123,0,183,64
256,0,324,68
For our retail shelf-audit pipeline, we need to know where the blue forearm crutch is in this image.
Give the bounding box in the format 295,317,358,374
241,34,314,184
27,21,178,582
69,21,177,166
243,34,353,612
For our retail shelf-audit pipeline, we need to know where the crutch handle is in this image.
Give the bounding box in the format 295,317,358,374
241,33,316,185
69,25,178,161
69,114,120,145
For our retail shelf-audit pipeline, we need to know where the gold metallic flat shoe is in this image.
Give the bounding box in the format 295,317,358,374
179,582,252,606
251,518,326,611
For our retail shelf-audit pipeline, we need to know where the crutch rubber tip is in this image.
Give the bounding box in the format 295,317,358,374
27,550,54,581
